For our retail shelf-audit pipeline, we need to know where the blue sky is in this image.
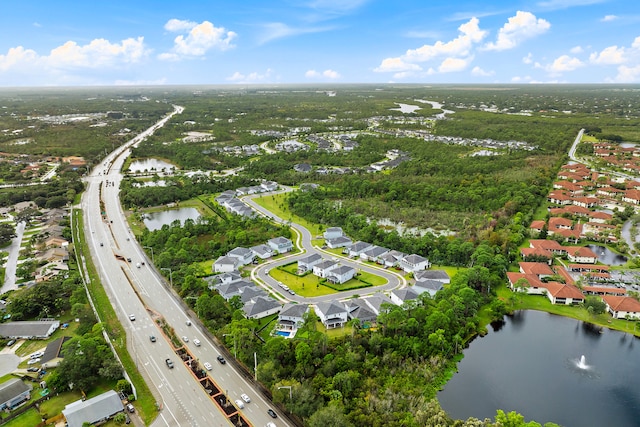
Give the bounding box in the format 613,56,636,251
1,0,639,86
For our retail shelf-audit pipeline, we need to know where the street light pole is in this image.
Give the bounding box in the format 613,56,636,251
143,246,154,264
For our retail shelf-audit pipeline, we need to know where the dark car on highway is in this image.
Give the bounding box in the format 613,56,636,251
267,409,277,418
217,355,226,364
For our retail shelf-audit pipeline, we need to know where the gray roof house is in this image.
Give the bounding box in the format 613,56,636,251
297,253,323,273
312,260,338,278
348,241,374,258
364,292,394,315
294,163,312,173
261,181,278,192
242,296,281,319
267,237,294,254
323,227,344,240
0,320,60,339
344,299,378,323
216,279,254,301
399,254,431,273
326,236,352,249
206,271,242,289
326,265,357,285
251,244,274,260
238,286,268,304
63,390,124,427
390,288,420,306
414,269,450,284
41,336,71,369
315,301,348,329
360,245,390,262
227,247,255,266
213,256,240,273
278,304,310,330
414,279,444,297
0,379,31,411
378,250,406,268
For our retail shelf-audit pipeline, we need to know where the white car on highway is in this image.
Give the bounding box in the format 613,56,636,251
234,399,244,409
240,393,250,403
203,362,212,371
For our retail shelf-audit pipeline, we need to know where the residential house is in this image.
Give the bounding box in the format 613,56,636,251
544,282,585,305
363,292,394,315
0,379,31,411
260,181,278,192
323,227,344,240
297,253,323,273
347,241,373,258
399,254,430,273
344,299,377,323
293,163,312,173
315,301,348,328
251,244,274,260
63,390,124,427
414,279,444,296
566,246,598,264
326,236,352,249
312,260,338,278
215,279,254,301
0,320,60,339
278,304,309,330
213,256,240,273
414,269,450,284
267,237,294,254
326,265,356,284
378,250,406,268
227,247,255,266
390,288,420,306
41,336,71,369
206,271,241,289
601,295,640,319
360,245,390,263
243,296,281,319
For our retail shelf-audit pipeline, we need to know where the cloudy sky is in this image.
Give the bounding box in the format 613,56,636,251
1,0,639,86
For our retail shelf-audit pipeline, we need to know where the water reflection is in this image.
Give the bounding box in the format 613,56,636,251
143,208,201,231
129,158,176,173
586,244,627,266
438,310,640,427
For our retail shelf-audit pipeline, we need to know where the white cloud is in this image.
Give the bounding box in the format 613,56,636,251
404,18,487,62
471,66,494,76
164,19,198,32
438,57,471,73
484,11,550,51
305,69,341,79
522,52,533,64
610,64,640,83
570,46,583,54
226,69,273,83
589,45,626,65
536,55,584,74
0,37,149,72
33,22,42,28
159,20,236,60
601,15,618,22
115,77,168,86
0,46,39,71
48,37,148,68
375,57,422,72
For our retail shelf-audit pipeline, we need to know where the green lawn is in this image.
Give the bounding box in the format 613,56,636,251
269,267,337,297
253,192,324,237
2,408,41,427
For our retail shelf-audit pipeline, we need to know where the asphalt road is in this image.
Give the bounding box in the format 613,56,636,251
82,105,291,427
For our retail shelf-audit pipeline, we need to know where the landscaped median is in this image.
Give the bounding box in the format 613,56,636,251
72,209,158,424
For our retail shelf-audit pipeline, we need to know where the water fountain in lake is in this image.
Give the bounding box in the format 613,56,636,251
576,355,589,370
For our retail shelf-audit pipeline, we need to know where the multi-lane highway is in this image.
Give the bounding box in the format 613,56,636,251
81,105,291,427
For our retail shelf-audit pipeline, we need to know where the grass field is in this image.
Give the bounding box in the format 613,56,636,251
253,192,324,237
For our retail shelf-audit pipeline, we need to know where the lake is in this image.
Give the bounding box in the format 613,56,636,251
586,244,628,266
143,207,201,231
438,310,640,427
128,158,175,173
